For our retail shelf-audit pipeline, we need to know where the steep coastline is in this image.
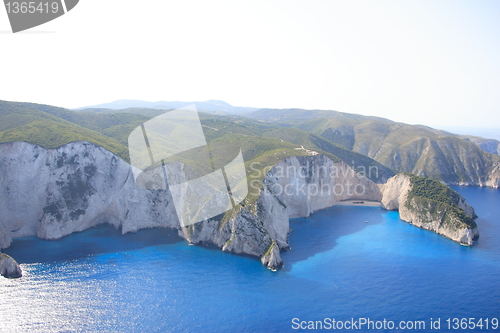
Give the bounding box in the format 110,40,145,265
381,173,479,245
0,141,290,268
245,154,383,268
0,142,480,271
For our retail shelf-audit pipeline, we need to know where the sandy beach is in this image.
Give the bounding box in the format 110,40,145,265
335,200,381,207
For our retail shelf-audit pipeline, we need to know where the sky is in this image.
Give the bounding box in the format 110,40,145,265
1,0,499,129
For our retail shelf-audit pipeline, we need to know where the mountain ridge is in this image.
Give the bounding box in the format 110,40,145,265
1,99,499,188
245,107,500,186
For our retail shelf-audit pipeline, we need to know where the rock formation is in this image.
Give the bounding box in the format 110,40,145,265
0,219,12,249
0,252,22,278
474,138,500,156
242,155,383,268
381,173,479,245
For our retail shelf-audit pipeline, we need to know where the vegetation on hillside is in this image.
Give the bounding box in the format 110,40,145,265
407,174,461,206
0,101,130,160
4,100,395,182
2,99,497,190
246,108,500,185
405,173,476,229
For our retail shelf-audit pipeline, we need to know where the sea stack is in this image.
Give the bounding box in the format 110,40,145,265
0,252,22,278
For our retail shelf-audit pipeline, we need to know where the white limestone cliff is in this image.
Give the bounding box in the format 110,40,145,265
260,240,281,271
176,154,383,269
0,141,480,271
0,141,179,243
380,173,413,210
246,155,382,269
264,155,382,218
0,142,381,270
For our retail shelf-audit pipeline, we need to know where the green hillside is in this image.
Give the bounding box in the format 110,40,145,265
186,113,394,182
0,100,391,184
2,99,498,187
257,126,393,182
0,100,130,160
248,108,500,185
405,173,477,229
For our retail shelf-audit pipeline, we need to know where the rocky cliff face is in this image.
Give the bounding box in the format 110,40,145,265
0,142,382,270
0,142,480,271
474,139,500,156
0,141,180,243
251,155,382,268
381,173,479,245
0,141,273,266
263,155,382,217
175,154,383,269
400,197,479,245
486,163,500,189
380,173,413,211
0,220,12,249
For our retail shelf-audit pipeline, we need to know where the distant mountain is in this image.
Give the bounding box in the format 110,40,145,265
75,99,260,115
436,126,500,142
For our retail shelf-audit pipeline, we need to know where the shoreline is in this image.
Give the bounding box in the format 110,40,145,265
289,200,382,219
335,200,381,207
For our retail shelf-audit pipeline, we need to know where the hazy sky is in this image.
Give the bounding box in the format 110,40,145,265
1,0,499,128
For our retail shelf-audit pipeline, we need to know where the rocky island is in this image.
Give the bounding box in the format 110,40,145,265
381,173,478,245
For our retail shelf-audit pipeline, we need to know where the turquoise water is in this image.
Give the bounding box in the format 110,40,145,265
1,187,499,332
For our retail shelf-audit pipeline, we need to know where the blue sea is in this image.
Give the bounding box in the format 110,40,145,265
1,186,499,332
